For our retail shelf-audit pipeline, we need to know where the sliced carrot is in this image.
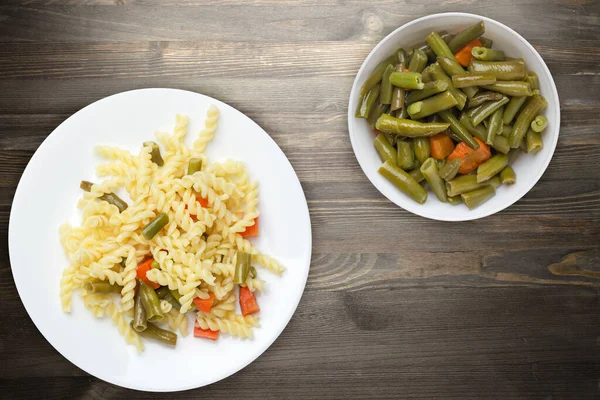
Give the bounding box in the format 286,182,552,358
196,195,209,208
136,259,160,289
454,39,482,67
194,326,219,340
239,286,260,316
193,293,216,313
240,217,259,237
447,137,491,174
429,133,455,160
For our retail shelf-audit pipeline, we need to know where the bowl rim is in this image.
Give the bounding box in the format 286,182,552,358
347,12,560,221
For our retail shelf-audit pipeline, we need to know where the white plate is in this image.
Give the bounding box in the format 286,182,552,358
8,88,312,392
348,13,560,221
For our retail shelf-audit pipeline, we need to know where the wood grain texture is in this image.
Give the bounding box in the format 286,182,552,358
0,1,599,399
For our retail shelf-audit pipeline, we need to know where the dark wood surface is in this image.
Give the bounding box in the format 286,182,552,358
1,1,599,399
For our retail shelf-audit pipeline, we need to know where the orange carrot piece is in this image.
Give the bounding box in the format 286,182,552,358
194,326,219,340
429,133,455,160
239,286,260,316
240,217,259,237
447,137,491,174
196,195,209,208
454,39,482,67
193,293,216,313
136,259,160,289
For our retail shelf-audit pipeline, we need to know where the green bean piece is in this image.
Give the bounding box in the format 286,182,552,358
80,180,129,213
452,73,496,88
410,31,451,63
477,154,508,183
487,106,504,146
389,72,425,90
500,124,512,138
396,140,415,170
438,158,461,182
532,89,541,96
249,266,257,279
470,97,510,126
379,160,428,204
447,195,462,205
143,141,164,167
139,280,163,322
155,286,170,299
360,56,395,96
458,114,510,154
503,96,527,124
163,292,182,310
395,107,409,119
390,63,406,111
380,64,395,105
383,131,398,147
234,251,252,284
367,103,390,127
526,71,539,90
461,185,496,210
482,81,533,97
526,129,544,153
375,114,450,137
142,212,169,240
492,135,510,154
465,103,484,118
468,59,526,81
446,174,501,197
169,288,183,304
133,321,177,347
407,167,425,183
482,118,490,130
187,158,203,175
444,128,463,143
427,63,467,110
447,21,486,53
468,91,504,108
420,158,447,202
405,80,449,105
355,84,381,118
413,137,431,164
438,110,479,150
530,115,548,132
408,49,428,74
500,166,516,185
471,47,505,61
133,286,147,332
150,260,160,270
426,31,455,59
437,56,478,99
509,95,548,148
83,281,122,294
407,91,458,120
374,134,398,164
479,37,493,48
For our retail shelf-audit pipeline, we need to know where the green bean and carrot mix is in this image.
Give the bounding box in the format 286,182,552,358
356,20,548,209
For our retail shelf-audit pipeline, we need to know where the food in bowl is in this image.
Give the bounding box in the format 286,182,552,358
355,20,548,209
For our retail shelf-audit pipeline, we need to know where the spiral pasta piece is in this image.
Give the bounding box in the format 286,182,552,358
193,105,219,154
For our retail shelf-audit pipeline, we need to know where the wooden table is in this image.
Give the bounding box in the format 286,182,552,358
1,1,598,399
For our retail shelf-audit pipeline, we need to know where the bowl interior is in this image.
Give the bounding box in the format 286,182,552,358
348,13,559,221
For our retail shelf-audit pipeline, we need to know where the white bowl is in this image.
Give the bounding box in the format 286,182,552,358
348,12,560,221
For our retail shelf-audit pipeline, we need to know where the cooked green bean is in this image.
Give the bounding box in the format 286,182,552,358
133,321,177,346
406,80,449,104
426,31,455,59
526,71,539,90
234,251,252,284
482,81,533,97
408,49,428,74
395,48,409,64
439,158,461,181
420,158,448,203
389,72,425,90
470,97,509,126
355,84,381,118
379,160,428,204
169,288,183,304
80,180,128,213
143,141,164,166
413,137,431,164
155,286,170,299
367,103,390,126
452,73,496,88
471,46,505,61
526,129,544,153
375,114,450,137
465,103,484,118
530,115,548,132
492,135,510,154
509,95,548,148
532,89,541,96
426,63,467,110
150,260,160,269
380,64,395,105
447,21,485,53
500,166,516,185
396,106,409,119
397,140,415,170
479,37,493,48
461,185,496,209
437,56,478,98
438,109,479,150
390,63,406,111
502,96,527,124
411,31,453,63
447,195,462,205
374,134,398,164
142,212,169,240
249,266,257,279
468,91,504,108
500,124,512,138
446,174,501,197
458,113,509,154
139,280,163,322
407,167,425,183
133,286,147,332
477,154,508,183
360,56,395,96
486,105,504,146
187,158,203,175
469,59,526,81
83,282,122,294
407,91,458,120
162,292,181,310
